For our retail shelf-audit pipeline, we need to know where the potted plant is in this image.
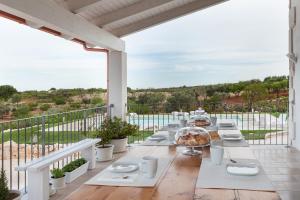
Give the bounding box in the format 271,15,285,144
110,117,138,153
93,119,114,161
0,169,21,200
50,168,65,189
63,158,89,183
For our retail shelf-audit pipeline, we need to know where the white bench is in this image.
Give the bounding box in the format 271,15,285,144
15,138,100,200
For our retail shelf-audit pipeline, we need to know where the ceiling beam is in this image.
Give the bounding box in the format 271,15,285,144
111,0,228,37
0,0,125,51
92,0,174,27
66,0,103,13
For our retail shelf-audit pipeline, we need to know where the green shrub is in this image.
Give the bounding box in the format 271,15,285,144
13,105,30,118
62,158,87,173
81,97,91,105
54,97,66,105
28,102,38,111
91,97,103,105
50,168,64,179
70,102,81,109
0,169,9,200
40,104,51,111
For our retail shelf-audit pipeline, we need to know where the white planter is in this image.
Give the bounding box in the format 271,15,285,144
51,176,65,189
111,137,128,153
95,145,114,162
9,190,21,200
64,161,89,183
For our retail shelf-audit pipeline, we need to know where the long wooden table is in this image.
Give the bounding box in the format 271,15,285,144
65,146,280,200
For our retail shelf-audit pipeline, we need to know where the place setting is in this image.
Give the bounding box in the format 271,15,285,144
139,129,177,146
85,155,171,187
196,141,274,192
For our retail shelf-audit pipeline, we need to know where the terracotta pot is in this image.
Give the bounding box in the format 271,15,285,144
111,137,128,153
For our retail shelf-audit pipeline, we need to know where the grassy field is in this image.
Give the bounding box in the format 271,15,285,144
0,128,284,145
0,129,154,144
241,130,283,140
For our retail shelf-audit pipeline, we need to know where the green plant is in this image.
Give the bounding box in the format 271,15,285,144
40,104,51,111
112,118,139,139
54,97,66,105
93,119,114,148
0,169,9,200
91,97,103,105
62,158,87,173
95,117,138,143
51,168,65,179
13,105,30,118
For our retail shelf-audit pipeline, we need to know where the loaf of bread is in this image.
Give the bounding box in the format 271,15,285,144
195,119,211,127
176,132,210,146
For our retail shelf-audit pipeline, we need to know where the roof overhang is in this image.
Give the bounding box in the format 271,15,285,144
0,0,228,50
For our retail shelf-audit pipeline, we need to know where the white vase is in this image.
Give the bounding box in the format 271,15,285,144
51,176,66,189
95,144,114,162
111,137,128,153
64,161,89,183
9,190,21,200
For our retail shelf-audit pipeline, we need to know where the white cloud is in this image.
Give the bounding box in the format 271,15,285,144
0,0,289,90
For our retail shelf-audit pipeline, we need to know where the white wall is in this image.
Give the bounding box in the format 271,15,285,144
290,0,300,149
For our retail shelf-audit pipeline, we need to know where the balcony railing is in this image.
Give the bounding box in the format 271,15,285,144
0,103,288,192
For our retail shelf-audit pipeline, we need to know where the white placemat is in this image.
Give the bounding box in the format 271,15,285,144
139,131,175,146
85,156,171,187
196,158,274,191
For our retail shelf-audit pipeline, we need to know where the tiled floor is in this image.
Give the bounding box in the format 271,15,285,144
50,145,300,200
251,145,300,200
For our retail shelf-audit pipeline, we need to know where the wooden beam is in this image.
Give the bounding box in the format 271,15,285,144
0,0,124,51
111,0,228,37
92,0,174,27
66,0,103,13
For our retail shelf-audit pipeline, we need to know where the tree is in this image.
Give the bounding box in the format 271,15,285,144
203,94,222,112
166,91,197,112
0,169,9,200
0,85,17,101
242,84,267,111
11,93,21,106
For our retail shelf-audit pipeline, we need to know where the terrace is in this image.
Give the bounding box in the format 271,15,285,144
0,0,299,200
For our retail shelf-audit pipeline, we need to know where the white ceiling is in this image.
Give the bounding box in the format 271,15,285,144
53,0,228,37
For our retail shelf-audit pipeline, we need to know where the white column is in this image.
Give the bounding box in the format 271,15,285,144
108,51,127,120
81,144,96,169
28,166,49,200
290,0,300,149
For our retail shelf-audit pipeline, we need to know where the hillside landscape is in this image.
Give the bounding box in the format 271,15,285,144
0,75,288,121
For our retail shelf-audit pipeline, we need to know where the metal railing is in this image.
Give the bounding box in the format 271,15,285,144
0,106,107,192
127,103,289,146
0,103,289,191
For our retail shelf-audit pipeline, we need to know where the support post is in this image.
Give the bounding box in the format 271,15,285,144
81,144,96,169
108,51,127,120
28,166,49,200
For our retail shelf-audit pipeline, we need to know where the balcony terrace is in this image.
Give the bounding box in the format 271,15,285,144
0,0,299,200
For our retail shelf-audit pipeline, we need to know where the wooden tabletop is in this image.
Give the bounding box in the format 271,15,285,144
65,146,280,200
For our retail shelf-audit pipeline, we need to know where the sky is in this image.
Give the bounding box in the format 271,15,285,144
0,0,288,91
